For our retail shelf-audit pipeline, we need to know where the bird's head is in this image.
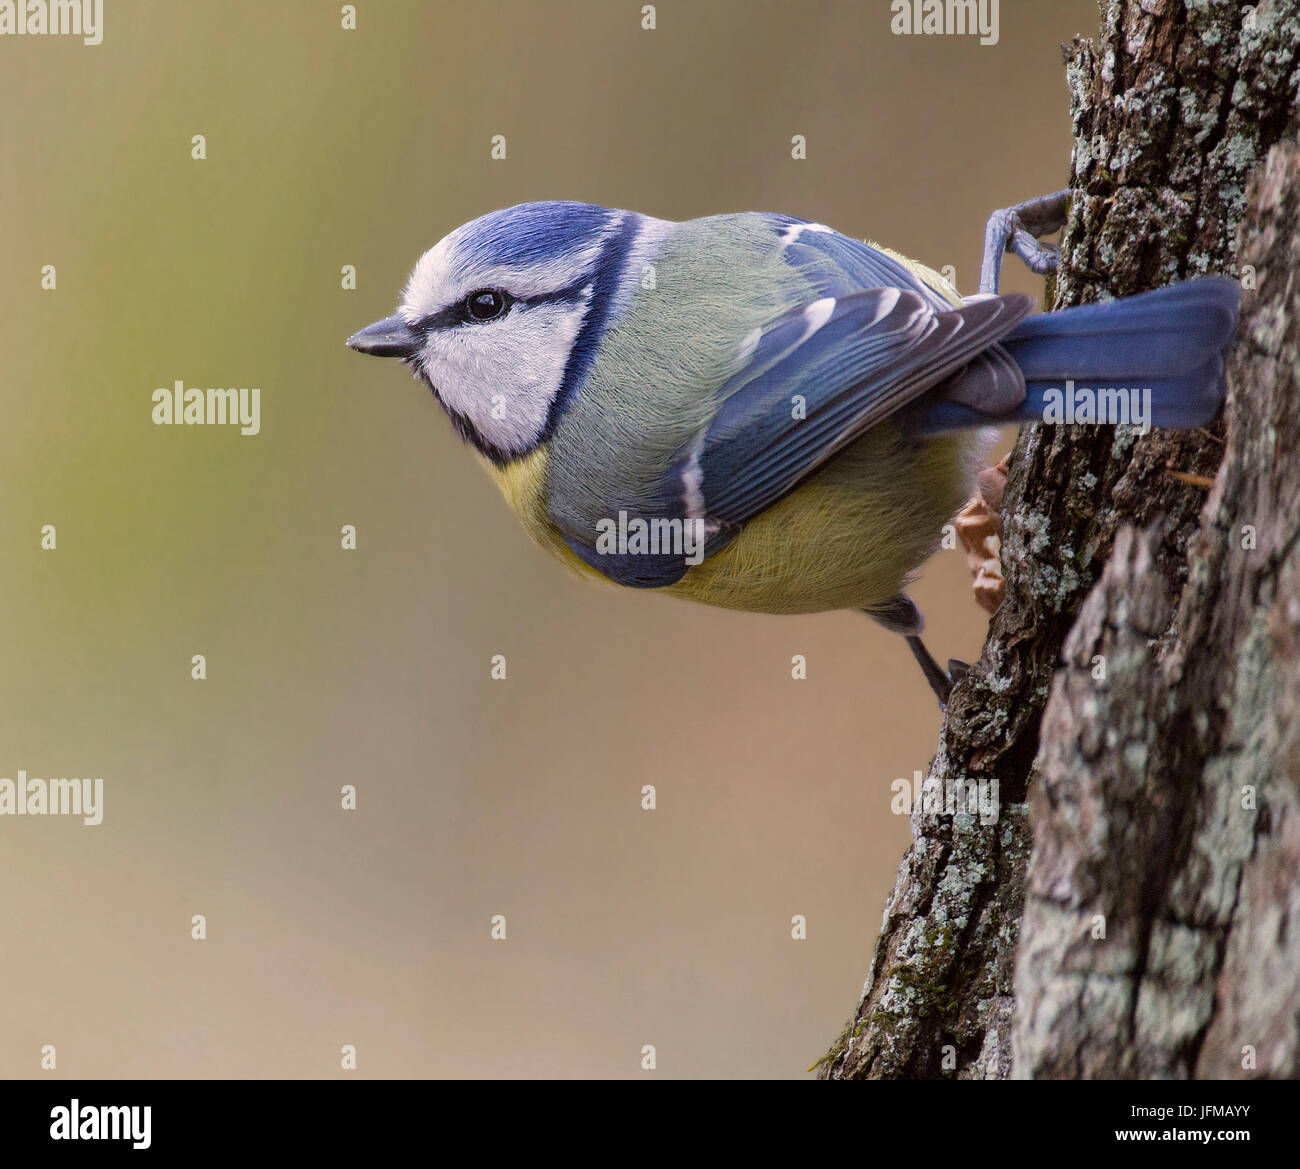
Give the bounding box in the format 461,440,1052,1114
348,201,659,465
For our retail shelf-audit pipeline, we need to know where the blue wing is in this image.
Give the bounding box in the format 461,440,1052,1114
689,287,1030,530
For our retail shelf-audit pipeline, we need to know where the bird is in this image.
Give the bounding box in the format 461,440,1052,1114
346,199,1240,705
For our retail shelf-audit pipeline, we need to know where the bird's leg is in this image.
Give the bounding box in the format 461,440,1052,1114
954,455,1009,614
978,189,1070,295
862,595,966,709
904,635,959,708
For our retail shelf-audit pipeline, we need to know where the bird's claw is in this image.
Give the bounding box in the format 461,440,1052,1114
979,189,1071,295
947,658,971,688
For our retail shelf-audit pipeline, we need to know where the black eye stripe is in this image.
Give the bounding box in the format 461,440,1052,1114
412,304,466,333
413,290,511,332
412,278,590,335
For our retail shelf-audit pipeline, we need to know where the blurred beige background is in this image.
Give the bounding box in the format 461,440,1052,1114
0,0,1099,1078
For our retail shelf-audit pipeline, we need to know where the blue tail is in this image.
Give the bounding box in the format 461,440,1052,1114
917,277,1240,434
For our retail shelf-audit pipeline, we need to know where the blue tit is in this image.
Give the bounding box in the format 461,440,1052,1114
347,200,1239,704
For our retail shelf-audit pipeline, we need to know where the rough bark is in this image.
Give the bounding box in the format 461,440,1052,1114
819,0,1300,1080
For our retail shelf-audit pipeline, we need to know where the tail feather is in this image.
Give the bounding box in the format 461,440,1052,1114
912,277,1240,435
1021,354,1226,429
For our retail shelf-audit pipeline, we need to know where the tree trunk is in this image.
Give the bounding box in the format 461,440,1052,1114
819,0,1300,1080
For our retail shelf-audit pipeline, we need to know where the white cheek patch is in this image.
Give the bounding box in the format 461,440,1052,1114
421,299,589,454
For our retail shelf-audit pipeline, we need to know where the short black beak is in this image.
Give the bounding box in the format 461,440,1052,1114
346,313,420,358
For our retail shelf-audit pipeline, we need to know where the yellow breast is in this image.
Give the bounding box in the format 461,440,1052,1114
483,447,612,587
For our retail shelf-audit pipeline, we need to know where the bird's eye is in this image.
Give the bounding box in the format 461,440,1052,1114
464,289,509,322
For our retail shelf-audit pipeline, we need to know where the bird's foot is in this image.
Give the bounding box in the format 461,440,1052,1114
947,658,971,688
978,189,1070,295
